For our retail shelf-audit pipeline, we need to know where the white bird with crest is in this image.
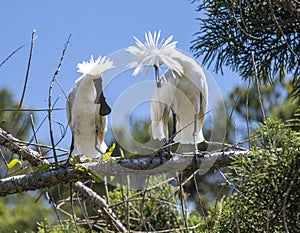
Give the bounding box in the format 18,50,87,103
66,56,114,160
127,31,208,154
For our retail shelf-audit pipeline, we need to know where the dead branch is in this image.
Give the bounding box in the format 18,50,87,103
0,150,248,197
0,40,31,68
0,125,249,197
73,181,127,232
48,34,72,167
0,127,48,166
88,150,246,178
0,167,90,196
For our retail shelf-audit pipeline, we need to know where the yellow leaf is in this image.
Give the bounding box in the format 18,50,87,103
76,165,88,172
102,143,116,162
7,159,22,169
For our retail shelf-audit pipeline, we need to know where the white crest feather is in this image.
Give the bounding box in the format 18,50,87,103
77,55,115,76
126,31,184,76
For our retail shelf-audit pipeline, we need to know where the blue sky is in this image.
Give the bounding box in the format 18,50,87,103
0,1,242,150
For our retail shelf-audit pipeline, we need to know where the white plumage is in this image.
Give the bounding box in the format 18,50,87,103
127,31,208,153
66,56,114,159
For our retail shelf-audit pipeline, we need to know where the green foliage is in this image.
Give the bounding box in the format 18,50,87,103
209,118,300,232
0,88,34,177
0,193,51,233
0,88,32,139
191,0,300,99
108,178,204,232
36,219,93,233
227,77,299,139
0,88,52,233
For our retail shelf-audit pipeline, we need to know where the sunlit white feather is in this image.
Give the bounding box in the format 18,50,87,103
67,55,114,158
126,30,184,76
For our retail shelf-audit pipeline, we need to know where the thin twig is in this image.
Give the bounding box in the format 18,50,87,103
18,30,36,110
217,168,240,194
246,79,251,149
48,34,72,167
73,181,127,232
139,175,151,231
0,149,8,167
77,192,94,231
193,173,208,227
229,0,261,40
268,0,298,58
126,175,131,232
45,191,63,226
29,114,42,155
11,30,36,136
104,176,111,205
69,183,80,233
178,173,188,233
0,127,48,166
0,41,30,68
251,52,266,122
0,108,65,112
134,171,197,231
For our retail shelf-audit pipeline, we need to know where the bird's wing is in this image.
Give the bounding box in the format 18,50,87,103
197,92,206,137
66,87,76,128
151,89,167,140
95,111,108,153
150,74,176,140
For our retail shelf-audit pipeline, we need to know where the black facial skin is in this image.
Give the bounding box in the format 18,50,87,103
93,78,111,116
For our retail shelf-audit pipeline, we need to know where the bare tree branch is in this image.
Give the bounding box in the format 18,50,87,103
0,41,30,68
0,125,248,197
0,167,89,196
73,181,127,232
0,127,48,166
0,150,248,197
48,34,72,167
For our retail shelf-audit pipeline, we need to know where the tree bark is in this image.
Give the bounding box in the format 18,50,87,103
0,127,48,166
0,167,89,196
0,126,249,196
0,150,248,196
73,181,127,232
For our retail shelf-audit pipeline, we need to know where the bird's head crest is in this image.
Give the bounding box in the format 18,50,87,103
77,55,115,76
126,31,184,76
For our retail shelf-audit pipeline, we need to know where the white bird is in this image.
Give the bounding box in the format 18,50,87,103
127,31,208,154
66,56,114,160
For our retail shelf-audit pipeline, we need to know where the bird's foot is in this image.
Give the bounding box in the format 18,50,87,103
150,149,169,164
194,149,202,157
192,149,205,167
60,159,74,169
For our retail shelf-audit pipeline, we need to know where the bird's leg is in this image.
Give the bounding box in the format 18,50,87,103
63,134,74,168
166,112,177,158
158,145,164,164
155,111,178,162
193,113,200,156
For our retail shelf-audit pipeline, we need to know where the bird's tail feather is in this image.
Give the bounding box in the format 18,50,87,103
174,124,205,144
151,121,166,140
